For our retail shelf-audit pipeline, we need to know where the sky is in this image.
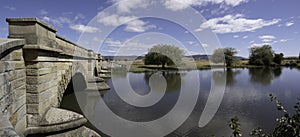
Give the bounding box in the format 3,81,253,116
1,0,300,57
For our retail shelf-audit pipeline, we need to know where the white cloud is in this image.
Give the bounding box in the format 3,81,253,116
259,35,276,40
125,20,156,32
195,14,281,34
97,12,156,32
187,41,196,45
4,6,16,11
202,43,209,48
69,24,100,33
42,13,86,28
42,16,72,26
97,12,136,26
249,43,270,49
111,0,150,13
164,0,248,11
233,35,239,38
279,39,288,43
259,35,276,43
285,22,294,27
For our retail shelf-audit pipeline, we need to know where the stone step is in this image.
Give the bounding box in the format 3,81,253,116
99,70,111,73
98,74,111,79
87,77,105,83
86,82,110,91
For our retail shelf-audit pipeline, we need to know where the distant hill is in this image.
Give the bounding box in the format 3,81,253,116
186,54,248,60
103,54,247,61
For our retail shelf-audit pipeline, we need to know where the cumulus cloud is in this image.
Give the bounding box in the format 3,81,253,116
97,12,136,26
111,0,150,13
69,24,100,33
164,0,248,11
195,14,281,34
97,12,156,32
125,20,156,32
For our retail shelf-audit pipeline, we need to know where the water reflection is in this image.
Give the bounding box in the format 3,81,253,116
59,68,300,137
249,67,282,85
226,68,241,86
144,72,182,92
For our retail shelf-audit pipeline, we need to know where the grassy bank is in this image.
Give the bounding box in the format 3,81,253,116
112,60,294,73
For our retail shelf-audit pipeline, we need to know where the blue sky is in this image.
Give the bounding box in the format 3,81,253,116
1,0,300,57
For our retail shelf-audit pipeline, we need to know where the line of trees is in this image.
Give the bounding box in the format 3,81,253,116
212,45,286,67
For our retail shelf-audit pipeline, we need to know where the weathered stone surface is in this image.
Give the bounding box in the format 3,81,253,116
44,126,101,137
1,18,109,136
0,113,19,137
87,77,105,83
86,82,110,91
40,107,84,126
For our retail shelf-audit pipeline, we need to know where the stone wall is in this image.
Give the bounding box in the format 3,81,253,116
0,18,103,136
0,39,27,135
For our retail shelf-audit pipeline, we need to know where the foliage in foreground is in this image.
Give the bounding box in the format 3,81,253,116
228,94,300,137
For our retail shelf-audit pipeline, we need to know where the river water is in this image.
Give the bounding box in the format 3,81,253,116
60,67,300,137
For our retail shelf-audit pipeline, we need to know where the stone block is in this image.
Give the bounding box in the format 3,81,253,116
26,73,57,85
8,69,26,81
0,61,25,73
25,61,54,69
27,114,41,127
26,67,55,76
13,85,26,100
26,80,57,93
10,77,25,90
0,72,8,85
26,104,39,114
14,116,26,136
26,93,38,104
11,95,25,114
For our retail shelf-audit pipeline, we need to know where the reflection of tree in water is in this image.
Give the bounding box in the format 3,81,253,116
144,72,182,92
211,69,241,86
226,68,241,86
249,67,282,85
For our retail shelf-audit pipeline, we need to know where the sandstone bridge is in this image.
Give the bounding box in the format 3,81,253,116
0,18,111,137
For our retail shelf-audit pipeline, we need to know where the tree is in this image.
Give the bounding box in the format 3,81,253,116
224,48,238,67
212,47,237,67
249,45,274,66
144,45,184,69
212,48,225,64
273,53,284,65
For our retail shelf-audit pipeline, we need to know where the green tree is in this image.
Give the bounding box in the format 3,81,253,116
224,48,238,67
144,45,184,69
212,48,237,67
212,48,225,64
273,53,284,65
249,45,274,66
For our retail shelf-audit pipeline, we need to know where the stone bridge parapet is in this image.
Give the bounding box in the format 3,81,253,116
0,18,106,137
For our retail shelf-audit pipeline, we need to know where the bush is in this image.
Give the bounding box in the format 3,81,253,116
228,94,300,137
